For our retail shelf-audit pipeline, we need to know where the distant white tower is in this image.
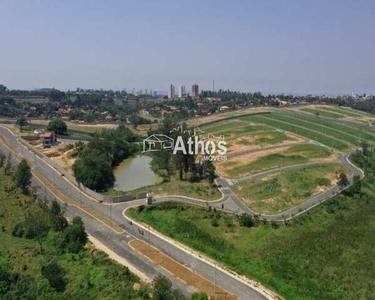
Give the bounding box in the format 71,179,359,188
178,85,186,98
168,84,175,99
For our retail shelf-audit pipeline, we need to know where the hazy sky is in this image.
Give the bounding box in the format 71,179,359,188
1,0,375,94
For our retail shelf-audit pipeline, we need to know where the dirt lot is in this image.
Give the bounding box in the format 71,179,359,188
130,240,237,300
37,144,77,175
215,145,292,176
227,132,305,154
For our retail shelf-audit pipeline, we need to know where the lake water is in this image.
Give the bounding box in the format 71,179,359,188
113,155,161,191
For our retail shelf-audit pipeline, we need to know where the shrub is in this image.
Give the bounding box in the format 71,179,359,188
211,217,219,227
60,217,88,253
239,213,255,227
315,177,331,186
41,260,66,292
12,223,24,237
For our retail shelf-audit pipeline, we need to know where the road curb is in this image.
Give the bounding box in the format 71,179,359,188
123,206,278,300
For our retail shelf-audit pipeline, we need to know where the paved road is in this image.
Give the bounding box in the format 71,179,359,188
0,126,270,300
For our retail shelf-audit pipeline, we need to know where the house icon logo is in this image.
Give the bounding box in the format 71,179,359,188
142,134,175,153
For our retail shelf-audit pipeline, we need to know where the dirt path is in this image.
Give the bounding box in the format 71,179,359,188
130,240,238,300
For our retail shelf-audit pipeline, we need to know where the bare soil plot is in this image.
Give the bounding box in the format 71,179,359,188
227,131,304,154
130,240,237,300
37,145,77,175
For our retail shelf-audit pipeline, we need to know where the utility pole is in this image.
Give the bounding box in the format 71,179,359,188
110,202,112,227
148,225,151,252
214,262,217,299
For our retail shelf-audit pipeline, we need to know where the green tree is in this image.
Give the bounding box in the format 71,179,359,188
361,141,369,156
0,84,7,93
338,173,350,189
190,292,209,300
203,160,216,185
73,150,114,190
4,154,12,175
16,115,28,131
238,213,255,227
49,88,65,102
24,210,50,254
47,118,68,135
41,260,66,292
0,151,5,167
49,200,68,231
60,216,88,253
348,175,362,195
14,159,31,194
152,275,185,300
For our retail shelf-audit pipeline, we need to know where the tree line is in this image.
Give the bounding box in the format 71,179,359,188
150,115,216,185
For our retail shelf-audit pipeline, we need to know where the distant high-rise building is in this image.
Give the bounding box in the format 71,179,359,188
192,84,199,97
168,84,175,99
178,85,186,98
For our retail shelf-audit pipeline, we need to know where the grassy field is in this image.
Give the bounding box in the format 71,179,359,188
338,107,375,117
201,119,248,134
187,108,272,127
300,108,344,119
227,130,298,150
233,164,348,214
202,122,267,139
282,113,375,142
0,169,150,299
318,106,366,118
266,114,362,146
243,115,351,151
217,143,333,178
128,150,375,299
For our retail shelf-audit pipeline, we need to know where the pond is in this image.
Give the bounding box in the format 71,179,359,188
113,155,162,191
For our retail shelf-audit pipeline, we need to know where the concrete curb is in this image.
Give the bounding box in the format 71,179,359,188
122,206,278,300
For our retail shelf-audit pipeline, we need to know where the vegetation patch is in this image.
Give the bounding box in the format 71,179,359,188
282,113,375,142
244,115,351,151
0,168,151,299
226,130,302,154
129,149,372,300
233,164,348,214
217,143,333,178
267,114,363,146
300,108,344,119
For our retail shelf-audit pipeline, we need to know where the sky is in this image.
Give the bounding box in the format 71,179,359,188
1,0,375,95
